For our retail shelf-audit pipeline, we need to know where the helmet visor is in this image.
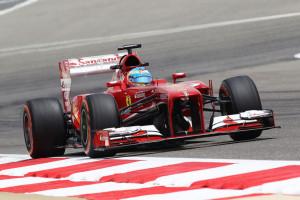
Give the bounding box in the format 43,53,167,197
132,76,152,84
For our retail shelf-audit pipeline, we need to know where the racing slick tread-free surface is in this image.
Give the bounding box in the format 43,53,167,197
219,76,262,141
81,93,120,158
23,98,66,158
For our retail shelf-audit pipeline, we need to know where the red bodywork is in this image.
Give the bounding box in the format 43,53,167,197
58,49,278,151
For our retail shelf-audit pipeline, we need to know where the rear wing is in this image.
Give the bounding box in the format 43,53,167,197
59,53,127,112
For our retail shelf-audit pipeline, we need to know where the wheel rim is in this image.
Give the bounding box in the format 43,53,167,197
81,109,88,148
23,111,32,152
219,85,233,115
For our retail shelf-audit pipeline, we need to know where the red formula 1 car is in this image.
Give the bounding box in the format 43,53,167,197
23,44,279,158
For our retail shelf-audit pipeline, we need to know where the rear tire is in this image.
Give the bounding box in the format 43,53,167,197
80,94,120,158
219,76,262,141
23,98,66,158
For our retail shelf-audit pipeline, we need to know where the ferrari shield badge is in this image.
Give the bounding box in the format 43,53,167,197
126,95,132,106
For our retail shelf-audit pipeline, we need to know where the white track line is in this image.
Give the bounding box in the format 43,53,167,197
250,177,300,195
0,0,38,16
0,177,55,188
68,159,184,182
0,157,99,176
151,162,288,187
294,53,300,59
128,179,300,200
0,154,30,159
0,154,29,164
1,12,300,57
31,182,151,197
124,188,257,200
123,156,300,165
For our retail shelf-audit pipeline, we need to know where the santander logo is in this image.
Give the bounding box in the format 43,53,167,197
63,54,123,68
78,56,120,66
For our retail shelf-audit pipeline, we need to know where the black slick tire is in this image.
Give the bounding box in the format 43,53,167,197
80,94,120,158
23,98,66,158
219,76,262,141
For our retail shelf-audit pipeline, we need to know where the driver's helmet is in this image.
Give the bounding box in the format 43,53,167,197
127,67,153,86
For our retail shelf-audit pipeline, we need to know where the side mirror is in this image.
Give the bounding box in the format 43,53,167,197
172,72,186,83
106,80,122,88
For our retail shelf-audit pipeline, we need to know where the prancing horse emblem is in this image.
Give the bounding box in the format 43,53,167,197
126,95,132,106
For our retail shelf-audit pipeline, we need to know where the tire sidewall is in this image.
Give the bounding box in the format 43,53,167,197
81,100,93,156
23,105,34,155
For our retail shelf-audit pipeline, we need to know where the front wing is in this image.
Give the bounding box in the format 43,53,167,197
93,110,280,151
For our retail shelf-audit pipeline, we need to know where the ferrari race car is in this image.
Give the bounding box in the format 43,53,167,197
23,44,279,158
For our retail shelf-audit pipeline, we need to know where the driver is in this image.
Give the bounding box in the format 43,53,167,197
127,67,153,86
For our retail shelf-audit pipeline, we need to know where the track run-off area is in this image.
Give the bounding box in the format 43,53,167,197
0,154,300,199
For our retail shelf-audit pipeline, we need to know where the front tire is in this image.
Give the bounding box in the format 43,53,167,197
219,76,262,141
23,98,66,158
80,94,120,158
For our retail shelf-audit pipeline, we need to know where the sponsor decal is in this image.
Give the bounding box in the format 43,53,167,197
135,92,145,99
63,53,126,68
78,57,119,66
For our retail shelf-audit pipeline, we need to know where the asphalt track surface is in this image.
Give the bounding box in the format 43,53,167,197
0,0,300,160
